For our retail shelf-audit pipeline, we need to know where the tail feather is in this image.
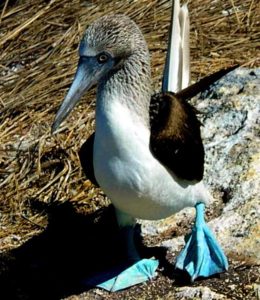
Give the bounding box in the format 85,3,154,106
162,0,190,93
179,3,190,89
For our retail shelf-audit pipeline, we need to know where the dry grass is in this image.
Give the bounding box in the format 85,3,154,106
0,0,259,246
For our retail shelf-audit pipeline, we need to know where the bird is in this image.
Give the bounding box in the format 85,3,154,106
52,0,235,292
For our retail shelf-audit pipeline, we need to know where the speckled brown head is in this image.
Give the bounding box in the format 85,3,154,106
80,14,148,59
52,14,151,132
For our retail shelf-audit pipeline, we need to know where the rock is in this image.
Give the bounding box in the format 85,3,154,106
140,68,260,265
254,283,260,300
174,286,227,299
198,68,260,264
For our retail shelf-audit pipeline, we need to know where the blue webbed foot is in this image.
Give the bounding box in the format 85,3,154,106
175,202,228,281
83,258,159,292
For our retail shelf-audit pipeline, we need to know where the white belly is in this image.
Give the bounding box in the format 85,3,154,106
93,101,209,220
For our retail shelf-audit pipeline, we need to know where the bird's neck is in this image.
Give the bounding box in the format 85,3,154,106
96,46,152,129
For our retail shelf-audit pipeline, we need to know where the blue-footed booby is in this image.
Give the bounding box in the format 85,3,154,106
52,0,236,292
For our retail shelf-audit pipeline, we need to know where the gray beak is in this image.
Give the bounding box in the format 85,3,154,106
52,56,111,133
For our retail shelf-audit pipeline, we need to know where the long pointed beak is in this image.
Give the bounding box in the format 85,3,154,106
52,58,94,133
52,57,99,133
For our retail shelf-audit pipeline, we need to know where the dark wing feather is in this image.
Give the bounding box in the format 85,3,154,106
149,66,239,181
150,92,204,182
79,132,99,186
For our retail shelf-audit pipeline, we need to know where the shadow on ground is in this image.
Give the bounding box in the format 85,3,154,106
0,202,170,300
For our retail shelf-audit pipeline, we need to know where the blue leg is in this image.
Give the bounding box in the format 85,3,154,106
83,209,158,291
175,202,228,281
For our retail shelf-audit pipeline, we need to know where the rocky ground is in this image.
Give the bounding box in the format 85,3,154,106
0,68,259,299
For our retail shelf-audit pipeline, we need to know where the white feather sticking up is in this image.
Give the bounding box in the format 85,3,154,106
162,0,190,93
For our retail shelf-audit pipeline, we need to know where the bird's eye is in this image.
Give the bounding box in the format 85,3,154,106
97,53,109,64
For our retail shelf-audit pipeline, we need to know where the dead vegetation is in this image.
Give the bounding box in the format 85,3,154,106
0,0,259,262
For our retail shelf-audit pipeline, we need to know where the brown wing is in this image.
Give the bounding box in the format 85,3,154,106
79,132,99,186
149,66,239,181
150,92,204,182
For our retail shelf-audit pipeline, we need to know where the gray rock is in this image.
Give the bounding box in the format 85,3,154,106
175,286,227,299
254,283,260,300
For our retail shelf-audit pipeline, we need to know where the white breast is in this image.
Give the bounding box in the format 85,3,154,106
93,95,210,220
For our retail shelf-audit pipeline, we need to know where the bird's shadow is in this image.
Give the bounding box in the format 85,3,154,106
0,202,172,300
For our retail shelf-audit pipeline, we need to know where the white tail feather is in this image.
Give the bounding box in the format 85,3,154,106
162,0,190,93
179,3,190,89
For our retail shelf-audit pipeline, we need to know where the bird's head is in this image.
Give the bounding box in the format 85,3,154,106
52,14,146,132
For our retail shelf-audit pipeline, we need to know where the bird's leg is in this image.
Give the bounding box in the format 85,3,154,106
83,208,158,292
175,202,228,281
115,209,140,261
